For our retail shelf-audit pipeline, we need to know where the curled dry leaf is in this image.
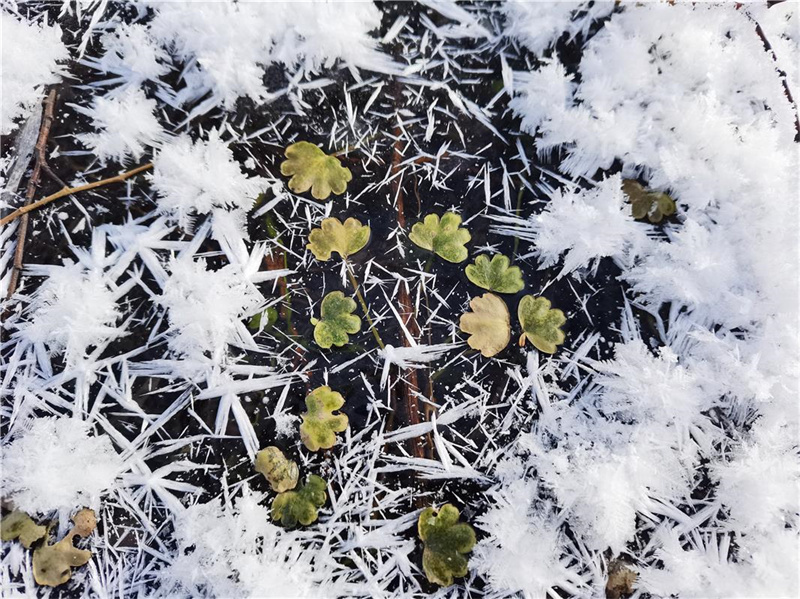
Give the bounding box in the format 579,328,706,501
311,291,362,348
280,141,352,200
271,474,328,527
1,510,46,548
518,295,566,354
33,509,97,587
299,386,349,451
254,446,299,493
459,293,510,357
307,217,370,261
606,559,637,599
409,212,471,263
418,504,476,587
465,254,524,294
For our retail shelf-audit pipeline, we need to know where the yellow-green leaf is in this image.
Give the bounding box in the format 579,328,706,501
518,295,566,354
307,217,370,261
280,141,352,200
255,446,299,493
409,212,471,263
418,504,476,587
33,509,96,587
271,474,327,527
459,293,510,357
312,291,361,348
465,254,524,294
300,386,349,451
1,510,46,548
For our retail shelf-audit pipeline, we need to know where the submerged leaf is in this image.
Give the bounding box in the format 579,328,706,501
459,293,510,357
311,291,361,348
1,510,46,548
518,295,566,354
271,474,327,527
465,254,524,294
300,386,349,451
248,306,278,331
255,446,299,493
280,141,352,200
418,504,476,587
307,217,370,261
33,509,96,587
622,179,676,224
409,212,471,263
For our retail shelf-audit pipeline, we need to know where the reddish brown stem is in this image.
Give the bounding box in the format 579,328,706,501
390,85,426,460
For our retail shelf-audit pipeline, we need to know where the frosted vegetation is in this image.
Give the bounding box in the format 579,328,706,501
1,1,798,598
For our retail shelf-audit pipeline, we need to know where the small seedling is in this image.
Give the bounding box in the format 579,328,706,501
307,217,370,261
255,446,299,493
271,474,328,527
418,504,476,587
622,179,676,224
465,254,524,294
518,295,566,354
459,293,511,357
299,386,349,451
33,509,96,587
1,510,46,548
312,291,362,348
409,212,471,263
280,141,352,200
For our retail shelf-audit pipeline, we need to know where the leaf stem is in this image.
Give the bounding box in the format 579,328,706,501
344,259,385,350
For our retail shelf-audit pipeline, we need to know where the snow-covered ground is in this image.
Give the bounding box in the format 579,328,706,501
1,1,798,598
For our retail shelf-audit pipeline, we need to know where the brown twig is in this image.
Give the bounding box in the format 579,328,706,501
750,11,800,142
0,163,152,228
389,84,426,461
5,90,58,300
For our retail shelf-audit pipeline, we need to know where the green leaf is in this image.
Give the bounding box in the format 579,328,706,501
459,293,510,358
271,474,328,527
312,291,361,348
622,179,676,224
418,504,476,587
33,509,96,587
465,254,524,294
300,386,349,451
518,295,566,354
248,306,278,331
280,141,352,200
1,510,46,548
409,212,471,263
255,446,299,493
307,217,370,261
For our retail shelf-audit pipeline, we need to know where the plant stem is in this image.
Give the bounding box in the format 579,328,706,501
0,163,153,227
344,259,385,350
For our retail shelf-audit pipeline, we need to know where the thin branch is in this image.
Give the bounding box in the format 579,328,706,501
5,89,58,300
0,163,152,228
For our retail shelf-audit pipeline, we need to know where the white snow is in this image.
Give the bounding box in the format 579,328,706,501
13,261,122,367
76,86,164,162
150,133,266,228
1,417,124,514
0,12,68,135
